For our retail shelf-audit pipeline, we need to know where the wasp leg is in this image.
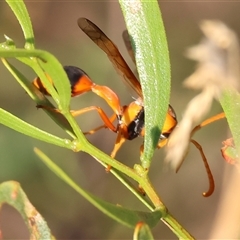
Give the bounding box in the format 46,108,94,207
104,125,128,172
138,138,168,157
191,112,225,137
111,124,129,158
156,138,169,149
37,103,118,133
190,139,215,197
84,114,117,135
36,104,61,113
71,106,118,132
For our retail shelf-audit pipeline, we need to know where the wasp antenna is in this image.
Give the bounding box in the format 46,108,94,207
190,139,215,197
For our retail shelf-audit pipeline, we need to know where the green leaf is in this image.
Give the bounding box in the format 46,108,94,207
34,148,162,228
0,181,54,239
220,89,240,160
0,49,71,111
2,58,75,137
0,108,72,149
33,51,72,112
119,1,171,168
6,0,35,49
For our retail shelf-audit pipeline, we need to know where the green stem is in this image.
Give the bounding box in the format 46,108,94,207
93,157,155,211
83,142,167,212
162,213,195,239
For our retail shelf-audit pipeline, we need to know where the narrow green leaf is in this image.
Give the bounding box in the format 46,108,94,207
220,89,240,159
119,1,171,168
35,51,72,112
6,0,35,49
0,48,71,112
2,58,75,138
0,181,54,239
35,148,162,228
0,108,72,149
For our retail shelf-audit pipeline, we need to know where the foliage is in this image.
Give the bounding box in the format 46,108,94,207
1,0,239,239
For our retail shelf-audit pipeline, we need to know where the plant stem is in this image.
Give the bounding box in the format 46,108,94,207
162,213,195,239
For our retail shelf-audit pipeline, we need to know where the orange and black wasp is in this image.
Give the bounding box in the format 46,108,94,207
33,18,226,196
33,18,177,159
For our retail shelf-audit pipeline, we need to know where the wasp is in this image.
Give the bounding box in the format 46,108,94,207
33,18,226,196
33,18,177,159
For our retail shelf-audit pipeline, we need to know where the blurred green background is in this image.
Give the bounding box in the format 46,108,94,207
0,1,240,239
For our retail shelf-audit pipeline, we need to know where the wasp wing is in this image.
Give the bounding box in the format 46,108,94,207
77,18,143,99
